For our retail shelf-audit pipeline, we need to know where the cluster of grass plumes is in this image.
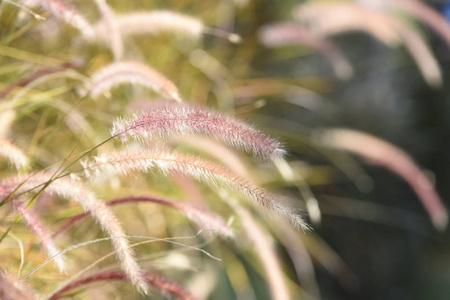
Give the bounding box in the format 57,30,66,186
0,0,314,299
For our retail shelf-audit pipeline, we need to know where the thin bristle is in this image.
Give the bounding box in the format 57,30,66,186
111,102,285,160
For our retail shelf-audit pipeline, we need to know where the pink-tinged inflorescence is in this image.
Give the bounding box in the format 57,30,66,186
0,138,28,170
53,195,233,238
46,270,199,300
93,0,123,61
111,102,285,160
316,128,448,230
259,23,353,80
294,2,401,46
12,199,66,272
1,173,149,293
84,148,308,230
0,271,36,300
38,0,94,38
87,61,181,102
92,10,204,40
294,1,443,87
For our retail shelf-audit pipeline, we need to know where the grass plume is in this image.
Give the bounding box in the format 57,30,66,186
112,102,285,160
87,61,181,102
83,148,308,230
1,173,149,293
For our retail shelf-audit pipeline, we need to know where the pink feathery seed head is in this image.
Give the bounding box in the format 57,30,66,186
47,270,199,300
85,148,306,229
111,102,285,160
40,0,94,37
0,138,28,170
12,199,66,272
316,128,448,231
53,195,233,238
259,23,353,80
1,173,148,293
88,61,181,102
0,271,36,300
92,10,204,40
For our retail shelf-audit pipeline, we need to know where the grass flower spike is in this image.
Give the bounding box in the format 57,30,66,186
88,61,181,102
84,148,307,230
112,102,285,160
1,174,149,293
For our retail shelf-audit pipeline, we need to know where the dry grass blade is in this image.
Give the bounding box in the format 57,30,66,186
46,270,199,300
87,61,181,102
259,23,353,80
53,195,233,238
316,128,448,230
84,148,307,230
1,173,149,293
112,102,285,160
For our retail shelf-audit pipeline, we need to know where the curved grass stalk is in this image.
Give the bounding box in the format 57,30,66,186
259,23,353,80
0,271,36,300
228,199,291,300
46,270,198,300
316,128,448,230
395,0,450,48
53,195,233,238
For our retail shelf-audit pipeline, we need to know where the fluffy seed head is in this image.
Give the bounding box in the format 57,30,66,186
88,61,181,101
111,102,285,160
12,199,66,272
1,173,148,293
84,148,307,229
0,139,28,170
91,10,204,40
